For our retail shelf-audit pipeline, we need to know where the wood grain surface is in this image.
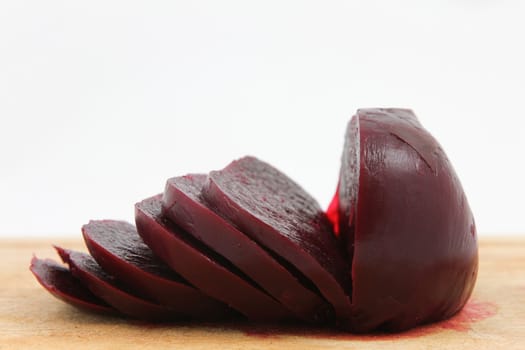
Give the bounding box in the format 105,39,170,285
1,237,524,349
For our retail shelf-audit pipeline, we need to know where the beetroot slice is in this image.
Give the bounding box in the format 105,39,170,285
30,256,115,315
82,220,232,320
162,174,332,323
135,194,292,322
337,115,359,263
201,156,352,323
338,108,478,332
55,246,180,321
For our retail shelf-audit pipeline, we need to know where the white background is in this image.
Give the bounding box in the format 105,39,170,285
1,1,523,237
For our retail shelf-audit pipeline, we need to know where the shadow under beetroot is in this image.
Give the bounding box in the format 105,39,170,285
67,299,497,341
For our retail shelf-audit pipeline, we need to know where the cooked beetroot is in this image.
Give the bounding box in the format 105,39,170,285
162,174,332,323
82,220,232,320
29,106,477,333
55,246,180,321
335,108,478,332
30,256,115,315
135,194,292,322
201,156,352,323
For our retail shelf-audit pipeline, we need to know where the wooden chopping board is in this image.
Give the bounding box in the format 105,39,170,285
1,237,524,349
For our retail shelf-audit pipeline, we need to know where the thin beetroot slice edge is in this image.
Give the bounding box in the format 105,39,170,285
201,156,352,323
82,220,233,320
135,194,292,322
55,246,181,321
162,174,333,323
30,256,115,315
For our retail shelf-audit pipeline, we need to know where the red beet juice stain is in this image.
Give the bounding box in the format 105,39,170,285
241,300,497,340
372,300,498,339
439,300,497,332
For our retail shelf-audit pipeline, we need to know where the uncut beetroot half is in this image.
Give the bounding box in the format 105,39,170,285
329,108,478,332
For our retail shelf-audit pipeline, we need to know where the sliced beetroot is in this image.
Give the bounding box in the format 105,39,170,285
337,114,360,263
162,174,332,323
82,220,232,320
135,194,292,322
29,256,115,315
336,108,478,332
201,156,352,323
55,246,180,321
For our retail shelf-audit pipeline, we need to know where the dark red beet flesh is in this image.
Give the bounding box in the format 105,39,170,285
135,194,292,322
326,185,340,237
30,256,115,315
29,107,477,333
162,174,332,323
336,108,478,332
55,246,180,321
82,220,232,320
201,156,352,323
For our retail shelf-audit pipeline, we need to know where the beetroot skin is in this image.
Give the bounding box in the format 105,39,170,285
334,108,478,332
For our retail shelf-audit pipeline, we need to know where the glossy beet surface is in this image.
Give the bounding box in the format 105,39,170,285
202,156,352,323
335,108,478,332
30,256,114,314
135,195,292,322
82,220,232,320
29,107,478,333
55,246,179,321
162,174,332,323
